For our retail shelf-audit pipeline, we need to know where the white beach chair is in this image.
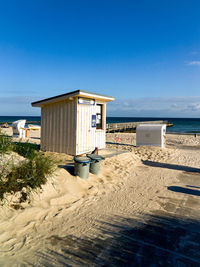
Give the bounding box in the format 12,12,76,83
136,124,166,148
12,120,26,138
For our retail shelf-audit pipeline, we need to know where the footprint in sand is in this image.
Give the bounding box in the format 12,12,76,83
0,244,14,253
17,221,36,235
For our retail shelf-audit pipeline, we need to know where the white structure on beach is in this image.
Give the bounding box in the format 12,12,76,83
12,120,26,138
136,124,167,148
32,90,114,155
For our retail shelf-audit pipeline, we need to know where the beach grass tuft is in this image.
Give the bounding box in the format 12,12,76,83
0,131,56,202
0,129,13,154
0,153,56,199
0,153,56,201
13,141,39,159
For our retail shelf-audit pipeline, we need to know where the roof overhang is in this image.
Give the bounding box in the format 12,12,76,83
31,90,114,107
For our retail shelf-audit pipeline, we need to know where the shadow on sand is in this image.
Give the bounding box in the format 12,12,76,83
168,186,200,197
186,185,200,189
106,141,135,147
142,160,200,173
30,137,40,140
58,163,75,176
32,212,200,266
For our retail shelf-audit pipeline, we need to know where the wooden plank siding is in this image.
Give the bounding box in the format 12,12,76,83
41,99,76,154
95,102,106,150
76,100,106,155
41,98,107,155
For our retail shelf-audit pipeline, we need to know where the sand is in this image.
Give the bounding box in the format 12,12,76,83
0,128,200,265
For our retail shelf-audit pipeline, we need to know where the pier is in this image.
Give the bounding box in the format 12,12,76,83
106,120,169,133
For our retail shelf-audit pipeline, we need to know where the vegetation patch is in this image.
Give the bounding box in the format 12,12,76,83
0,153,56,200
13,141,39,159
0,131,56,204
0,130,13,154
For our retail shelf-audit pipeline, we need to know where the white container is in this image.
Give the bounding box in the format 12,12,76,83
136,124,166,148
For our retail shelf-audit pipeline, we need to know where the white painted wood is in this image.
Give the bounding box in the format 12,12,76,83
37,91,113,155
32,90,114,107
76,101,106,155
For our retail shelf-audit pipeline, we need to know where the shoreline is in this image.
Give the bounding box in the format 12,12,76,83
1,116,200,135
1,125,200,136
167,132,200,135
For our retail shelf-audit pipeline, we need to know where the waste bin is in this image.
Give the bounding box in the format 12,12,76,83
86,154,104,175
74,156,91,179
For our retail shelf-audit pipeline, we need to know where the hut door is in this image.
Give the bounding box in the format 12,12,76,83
77,104,95,155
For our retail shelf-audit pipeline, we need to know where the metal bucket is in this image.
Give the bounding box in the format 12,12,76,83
86,154,104,175
74,156,91,179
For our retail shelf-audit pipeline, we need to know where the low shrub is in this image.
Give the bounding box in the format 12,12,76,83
13,142,38,159
0,153,56,201
0,130,13,154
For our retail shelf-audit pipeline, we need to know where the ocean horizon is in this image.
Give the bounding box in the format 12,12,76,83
0,116,200,134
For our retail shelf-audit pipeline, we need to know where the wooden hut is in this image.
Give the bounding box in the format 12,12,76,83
31,90,114,155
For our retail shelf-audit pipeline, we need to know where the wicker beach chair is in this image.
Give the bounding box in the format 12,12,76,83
12,120,26,138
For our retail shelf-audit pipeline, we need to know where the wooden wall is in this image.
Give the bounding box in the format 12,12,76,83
76,100,106,155
41,98,106,155
41,99,77,154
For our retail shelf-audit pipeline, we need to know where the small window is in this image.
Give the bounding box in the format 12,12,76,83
96,104,103,129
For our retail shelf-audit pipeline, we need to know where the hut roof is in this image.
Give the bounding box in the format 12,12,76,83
32,90,114,107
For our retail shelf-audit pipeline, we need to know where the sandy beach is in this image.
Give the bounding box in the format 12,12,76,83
0,128,200,266
1,1,200,265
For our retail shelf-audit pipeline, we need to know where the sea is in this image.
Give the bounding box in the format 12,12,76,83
0,116,200,134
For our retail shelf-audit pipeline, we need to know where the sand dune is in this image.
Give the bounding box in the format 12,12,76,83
0,129,200,265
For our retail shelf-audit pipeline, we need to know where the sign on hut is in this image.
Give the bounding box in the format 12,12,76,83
32,90,114,155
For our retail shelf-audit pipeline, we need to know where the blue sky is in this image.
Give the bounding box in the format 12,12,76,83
0,0,200,117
